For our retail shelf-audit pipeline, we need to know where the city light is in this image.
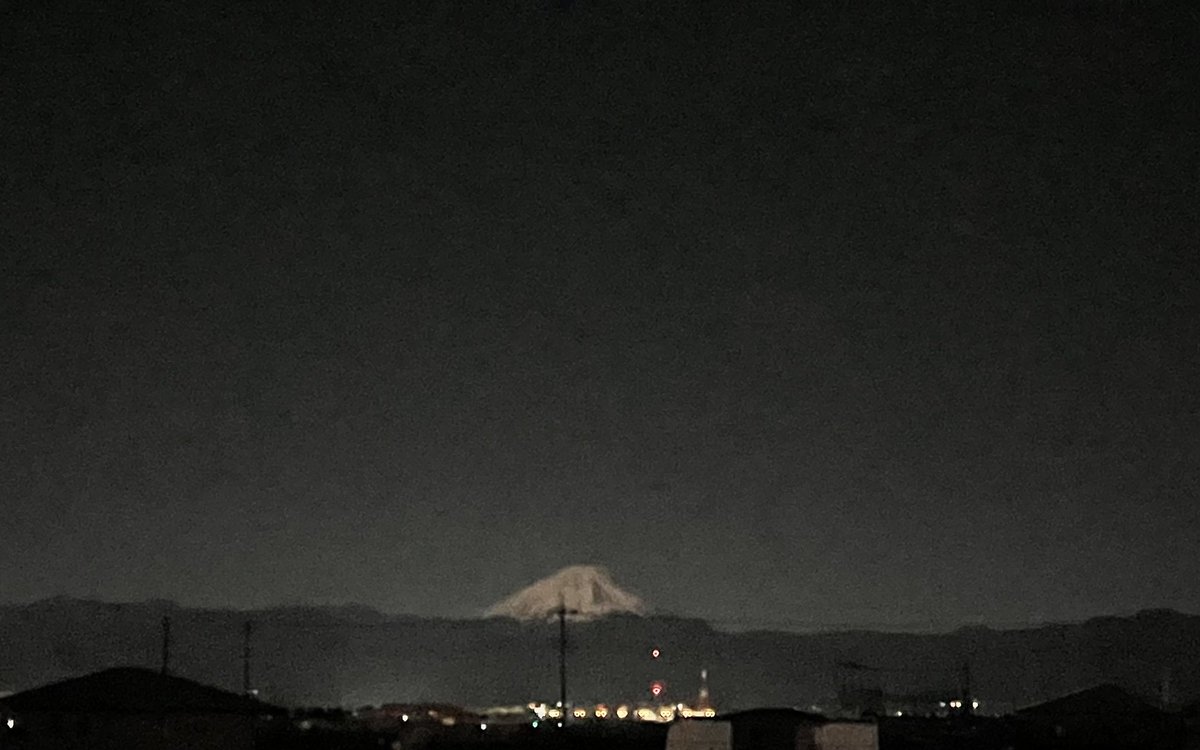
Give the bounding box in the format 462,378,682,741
479,723,487,731
517,701,723,724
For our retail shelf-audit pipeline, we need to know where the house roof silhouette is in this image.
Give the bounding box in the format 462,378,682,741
0,667,284,716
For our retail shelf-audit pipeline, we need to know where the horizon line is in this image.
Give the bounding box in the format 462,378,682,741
4,595,1195,635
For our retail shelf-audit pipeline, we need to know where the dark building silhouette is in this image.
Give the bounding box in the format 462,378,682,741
709,708,878,750
0,667,284,750
1016,684,1186,750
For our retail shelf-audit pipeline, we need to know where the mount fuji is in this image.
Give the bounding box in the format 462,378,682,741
485,565,648,621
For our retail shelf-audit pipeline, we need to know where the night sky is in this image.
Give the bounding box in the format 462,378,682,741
2,0,1197,631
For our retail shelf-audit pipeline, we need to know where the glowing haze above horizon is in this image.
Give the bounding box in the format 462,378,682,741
1,1,1197,632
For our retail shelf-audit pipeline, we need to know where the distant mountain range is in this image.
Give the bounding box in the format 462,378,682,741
2,597,1197,713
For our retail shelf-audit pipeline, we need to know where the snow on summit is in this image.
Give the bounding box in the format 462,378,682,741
486,565,647,621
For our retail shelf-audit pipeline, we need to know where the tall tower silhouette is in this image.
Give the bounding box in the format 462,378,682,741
697,669,711,710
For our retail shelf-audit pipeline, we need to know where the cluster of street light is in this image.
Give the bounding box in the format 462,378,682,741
525,700,715,725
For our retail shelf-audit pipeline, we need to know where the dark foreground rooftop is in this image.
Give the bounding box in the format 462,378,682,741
0,667,285,716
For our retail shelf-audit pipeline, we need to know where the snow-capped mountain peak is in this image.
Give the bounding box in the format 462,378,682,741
485,565,647,621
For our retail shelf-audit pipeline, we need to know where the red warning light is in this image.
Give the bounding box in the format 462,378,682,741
650,681,664,697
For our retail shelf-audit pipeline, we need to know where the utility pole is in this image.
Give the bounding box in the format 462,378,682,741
960,660,973,715
242,621,253,694
160,616,171,675
558,602,568,722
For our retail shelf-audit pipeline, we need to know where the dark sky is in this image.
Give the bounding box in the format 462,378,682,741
2,0,1197,631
